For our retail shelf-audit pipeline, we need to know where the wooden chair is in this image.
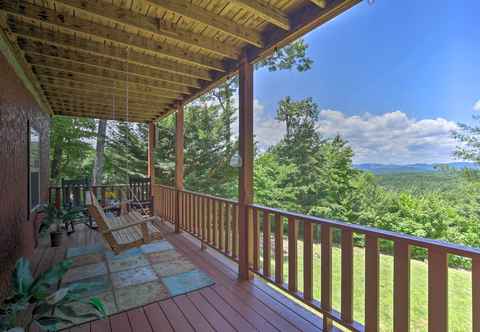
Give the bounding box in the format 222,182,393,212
61,177,94,232
129,176,153,215
86,191,163,253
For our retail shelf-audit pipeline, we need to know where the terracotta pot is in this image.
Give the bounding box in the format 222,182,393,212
50,231,63,247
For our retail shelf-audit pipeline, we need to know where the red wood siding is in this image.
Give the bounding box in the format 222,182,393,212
0,52,50,300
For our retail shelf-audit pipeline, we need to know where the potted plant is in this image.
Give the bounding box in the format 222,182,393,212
0,257,105,331
37,205,84,247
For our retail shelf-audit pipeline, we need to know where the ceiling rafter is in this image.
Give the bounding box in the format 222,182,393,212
0,1,226,71
42,87,170,108
53,106,154,122
12,23,212,81
46,96,165,114
144,0,263,47
54,0,242,58
19,39,201,88
25,55,191,94
228,0,290,30
33,69,180,100
309,0,328,8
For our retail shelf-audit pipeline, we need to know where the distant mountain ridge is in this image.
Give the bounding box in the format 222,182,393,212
354,162,479,174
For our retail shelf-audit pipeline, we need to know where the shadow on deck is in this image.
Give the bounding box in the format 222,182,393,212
30,222,327,332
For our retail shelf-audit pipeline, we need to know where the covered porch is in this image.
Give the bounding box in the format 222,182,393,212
31,222,325,332
1,0,480,331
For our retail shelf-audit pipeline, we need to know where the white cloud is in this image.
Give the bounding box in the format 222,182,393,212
474,99,480,112
252,104,460,164
315,110,459,164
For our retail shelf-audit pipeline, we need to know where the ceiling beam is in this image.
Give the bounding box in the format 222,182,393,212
18,39,201,88
25,55,191,95
228,0,290,30
1,1,226,71
52,106,154,122
42,87,170,108
180,0,360,110
37,76,175,103
12,23,212,81
47,97,164,115
144,0,262,47
34,70,180,100
47,97,165,115
309,0,328,8
54,0,241,58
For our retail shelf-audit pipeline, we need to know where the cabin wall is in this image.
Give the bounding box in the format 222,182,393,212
0,52,50,299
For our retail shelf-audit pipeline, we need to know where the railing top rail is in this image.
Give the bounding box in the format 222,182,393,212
49,184,129,189
180,189,238,205
250,203,480,258
154,184,238,205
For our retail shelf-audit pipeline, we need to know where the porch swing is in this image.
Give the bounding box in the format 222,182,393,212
86,48,162,253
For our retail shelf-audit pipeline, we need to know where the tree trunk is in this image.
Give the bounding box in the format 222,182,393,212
92,120,107,185
50,141,63,181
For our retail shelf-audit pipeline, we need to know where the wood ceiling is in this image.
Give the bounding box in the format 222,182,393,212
0,0,359,123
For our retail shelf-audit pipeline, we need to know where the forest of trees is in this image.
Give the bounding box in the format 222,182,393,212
49,39,480,269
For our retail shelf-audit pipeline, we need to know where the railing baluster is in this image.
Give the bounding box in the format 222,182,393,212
187,193,192,232
232,205,238,260
321,225,333,331
288,217,298,293
253,208,260,272
101,186,106,207
263,211,271,278
473,256,480,332
275,213,283,285
203,197,207,243
212,200,217,248
207,198,212,245
304,220,313,301
365,234,379,332
394,240,410,332
225,203,230,255
219,202,224,250
341,229,354,324
200,196,205,241
428,247,448,332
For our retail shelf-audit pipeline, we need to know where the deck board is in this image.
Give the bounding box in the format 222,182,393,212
31,223,327,331
126,308,152,332
173,295,215,332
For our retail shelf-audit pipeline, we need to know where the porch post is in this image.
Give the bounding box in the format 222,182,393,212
238,53,254,280
147,122,155,183
148,122,155,216
175,103,184,233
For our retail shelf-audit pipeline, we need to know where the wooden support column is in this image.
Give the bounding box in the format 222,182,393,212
148,122,155,216
147,122,156,181
238,54,254,280
175,103,184,234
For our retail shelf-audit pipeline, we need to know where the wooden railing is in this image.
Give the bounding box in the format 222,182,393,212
49,184,130,208
154,185,240,261
147,185,480,331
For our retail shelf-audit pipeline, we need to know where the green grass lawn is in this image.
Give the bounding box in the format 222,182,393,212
261,240,472,331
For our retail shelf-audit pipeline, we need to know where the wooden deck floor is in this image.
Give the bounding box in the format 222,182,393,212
30,222,326,332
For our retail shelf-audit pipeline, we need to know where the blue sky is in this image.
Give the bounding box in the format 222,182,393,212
252,0,480,164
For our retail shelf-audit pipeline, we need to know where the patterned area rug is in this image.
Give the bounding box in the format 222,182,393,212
59,240,214,327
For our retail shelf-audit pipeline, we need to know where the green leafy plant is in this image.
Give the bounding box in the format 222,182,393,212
37,204,85,235
0,258,106,331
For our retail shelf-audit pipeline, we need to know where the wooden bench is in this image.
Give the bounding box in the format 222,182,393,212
86,191,163,253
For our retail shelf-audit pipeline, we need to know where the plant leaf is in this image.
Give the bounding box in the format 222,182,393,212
34,316,73,331
89,297,107,318
12,258,33,296
45,288,70,305
30,260,73,298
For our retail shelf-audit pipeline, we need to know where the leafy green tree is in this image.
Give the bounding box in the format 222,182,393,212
104,122,148,183
453,114,480,163
50,116,96,182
